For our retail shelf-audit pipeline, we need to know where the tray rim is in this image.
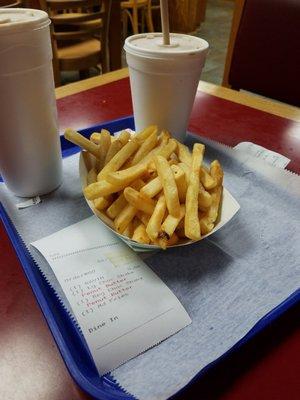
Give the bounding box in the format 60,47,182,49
0,115,299,400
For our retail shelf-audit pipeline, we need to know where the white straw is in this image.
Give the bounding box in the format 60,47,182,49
160,0,170,45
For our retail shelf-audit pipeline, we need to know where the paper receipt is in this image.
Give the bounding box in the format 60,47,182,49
31,216,191,375
234,142,290,169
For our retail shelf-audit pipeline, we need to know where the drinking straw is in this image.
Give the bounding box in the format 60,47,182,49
160,0,170,45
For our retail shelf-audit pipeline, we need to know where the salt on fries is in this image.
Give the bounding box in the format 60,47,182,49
64,127,224,249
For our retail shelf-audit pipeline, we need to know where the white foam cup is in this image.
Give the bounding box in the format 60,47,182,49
124,33,209,141
0,9,62,197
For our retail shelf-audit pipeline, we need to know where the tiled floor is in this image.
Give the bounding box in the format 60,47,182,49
194,0,234,85
61,0,234,86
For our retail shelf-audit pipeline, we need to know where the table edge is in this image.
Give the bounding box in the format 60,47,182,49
55,68,300,123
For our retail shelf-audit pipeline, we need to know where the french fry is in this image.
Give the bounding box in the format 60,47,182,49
146,195,166,241
132,223,151,244
171,164,187,202
158,138,178,159
90,132,101,144
207,186,222,224
90,131,116,145
94,196,112,211
106,193,127,219
210,160,223,187
184,143,203,240
97,140,139,180
114,204,137,233
124,187,156,215
132,216,140,231
178,162,190,180
185,173,201,240
131,178,146,191
199,186,222,233
96,129,111,171
106,163,148,186
135,143,161,168
64,128,100,158
136,210,151,226
130,131,158,165
82,150,96,171
147,139,178,170
84,180,125,199
198,186,212,210
192,143,205,174
87,168,97,185
161,204,185,237
199,216,214,235
177,142,192,166
134,125,158,143
154,232,169,249
200,167,217,190
123,221,133,238
104,178,146,219
135,133,171,169
118,130,131,145
178,158,216,194
156,232,179,249
179,162,212,209
154,155,180,218
104,140,123,165
140,176,162,198
168,159,178,167
158,129,171,144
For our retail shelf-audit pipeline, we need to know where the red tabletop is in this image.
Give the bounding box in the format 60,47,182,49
1,74,299,400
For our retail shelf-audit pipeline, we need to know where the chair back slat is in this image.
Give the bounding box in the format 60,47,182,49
51,11,103,24
53,30,98,41
41,0,100,11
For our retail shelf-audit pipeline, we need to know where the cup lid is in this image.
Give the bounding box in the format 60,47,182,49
0,8,49,35
124,33,209,58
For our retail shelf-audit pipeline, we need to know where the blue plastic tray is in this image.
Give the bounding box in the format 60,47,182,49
1,116,299,400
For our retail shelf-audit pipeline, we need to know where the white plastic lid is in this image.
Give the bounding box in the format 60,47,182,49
124,33,209,58
0,8,50,35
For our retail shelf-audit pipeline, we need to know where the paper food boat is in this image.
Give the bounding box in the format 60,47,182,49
79,152,240,252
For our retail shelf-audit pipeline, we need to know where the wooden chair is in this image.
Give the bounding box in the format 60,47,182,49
39,0,111,87
121,0,154,35
223,0,300,107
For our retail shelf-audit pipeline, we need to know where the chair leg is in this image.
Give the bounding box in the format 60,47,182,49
132,6,139,34
146,1,154,32
122,9,128,39
101,50,110,74
141,8,145,32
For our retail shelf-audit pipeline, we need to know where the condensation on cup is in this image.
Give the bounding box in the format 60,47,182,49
0,9,62,197
124,33,209,142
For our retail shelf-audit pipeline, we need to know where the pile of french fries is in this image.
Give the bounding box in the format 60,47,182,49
64,126,223,249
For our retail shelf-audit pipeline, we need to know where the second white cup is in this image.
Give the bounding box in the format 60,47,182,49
124,33,209,141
